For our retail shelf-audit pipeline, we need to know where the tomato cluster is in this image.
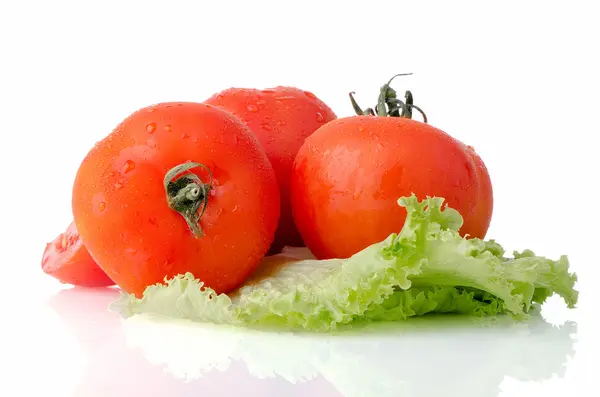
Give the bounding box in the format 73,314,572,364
42,77,493,297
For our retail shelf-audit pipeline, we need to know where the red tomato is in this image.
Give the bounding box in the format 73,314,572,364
42,222,114,287
291,87,493,259
205,86,336,252
72,102,280,297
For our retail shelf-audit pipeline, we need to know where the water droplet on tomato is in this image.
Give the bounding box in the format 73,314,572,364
146,123,157,133
316,112,325,122
358,126,366,133
304,91,316,99
122,160,136,174
164,124,172,132
217,94,225,100
181,132,189,139
98,202,106,212
232,204,239,212
148,107,157,113
176,103,184,107
262,89,276,94
260,122,273,131
277,120,286,126
247,104,258,112
114,181,123,190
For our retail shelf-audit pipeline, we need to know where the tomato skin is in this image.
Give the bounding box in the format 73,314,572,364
463,146,494,240
205,87,336,252
72,102,280,297
291,116,493,260
42,222,115,287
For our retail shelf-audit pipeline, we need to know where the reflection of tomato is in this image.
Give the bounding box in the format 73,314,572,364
41,222,114,287
291,116,493,260
205,87,336,252
72,102,280,297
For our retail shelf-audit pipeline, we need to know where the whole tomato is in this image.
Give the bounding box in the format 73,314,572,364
205,86,336,252
291,76,493,259
72,102,280,297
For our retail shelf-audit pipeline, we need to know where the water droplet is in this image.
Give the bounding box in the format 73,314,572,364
304,91,316,99
277,120,287,126
165,104,173,108
181,132,189,139
358,126,366,133
114,181,123,190
256,99,267,108
122,160,136,174
246,105,257,112
217,94,225,100
316,112,325,122
146,123,157,133
176,103,184,107
164,124,172,132
98,202,106,212
148,107,157,113
275,96,295,101
232,204,239,212
262,89,276,94
260,122,273,131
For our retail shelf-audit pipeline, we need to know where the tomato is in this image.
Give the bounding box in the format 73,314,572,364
291,80,493,259
205,86,336,252
72,102,280,297
42,222,115,287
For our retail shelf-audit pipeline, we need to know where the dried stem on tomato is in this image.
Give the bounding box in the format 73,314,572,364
164,162,213,238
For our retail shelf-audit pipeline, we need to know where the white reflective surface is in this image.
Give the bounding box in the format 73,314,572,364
6,284,595,397
1,1,598,396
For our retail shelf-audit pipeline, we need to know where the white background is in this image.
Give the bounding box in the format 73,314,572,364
0,1,598,396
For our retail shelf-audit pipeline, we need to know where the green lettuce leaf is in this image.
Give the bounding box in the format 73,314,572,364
110,195,578,331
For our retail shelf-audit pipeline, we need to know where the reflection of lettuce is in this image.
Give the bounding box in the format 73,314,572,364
112,195,578,331
124,313,576,397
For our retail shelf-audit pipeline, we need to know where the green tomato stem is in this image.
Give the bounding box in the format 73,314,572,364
164,162,213,238
349,73,428,123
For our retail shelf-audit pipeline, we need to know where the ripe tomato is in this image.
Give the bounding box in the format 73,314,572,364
291,81,493,260
42,222,115,287
72,102,280,297
205,86,336,252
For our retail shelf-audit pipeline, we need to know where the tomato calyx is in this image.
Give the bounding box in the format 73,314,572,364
349,73,428,123
164,161,213,238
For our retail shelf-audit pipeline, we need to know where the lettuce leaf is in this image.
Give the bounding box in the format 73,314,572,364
111,195,578,331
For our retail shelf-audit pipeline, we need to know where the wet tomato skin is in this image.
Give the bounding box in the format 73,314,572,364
72,102,280,297
291,116,493,260
205,86,336,252
42,221,115,287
